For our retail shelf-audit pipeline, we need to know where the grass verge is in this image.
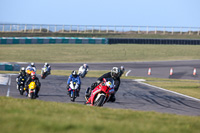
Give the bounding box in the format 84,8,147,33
0,44,200,63
0,96,200,133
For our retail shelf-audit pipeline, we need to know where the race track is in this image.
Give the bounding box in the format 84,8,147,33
1,61,200,116
13,60,200,80
1,60,200,116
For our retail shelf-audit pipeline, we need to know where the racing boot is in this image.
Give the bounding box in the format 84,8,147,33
68,89,70,96
108,94,116,102
77,89,80,97
85,87,91,100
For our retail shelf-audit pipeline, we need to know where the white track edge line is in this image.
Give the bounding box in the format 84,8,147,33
6,75,11,97
138,81,200,102
126,70,131,77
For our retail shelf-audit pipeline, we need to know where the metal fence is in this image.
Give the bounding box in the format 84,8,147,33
0,24,199,35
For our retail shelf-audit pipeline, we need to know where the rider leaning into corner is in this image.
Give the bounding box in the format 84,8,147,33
78,63,89,78
86,66,125,102
42,62,51,75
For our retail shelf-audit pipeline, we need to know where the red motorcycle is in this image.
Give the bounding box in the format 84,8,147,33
85,78,115,107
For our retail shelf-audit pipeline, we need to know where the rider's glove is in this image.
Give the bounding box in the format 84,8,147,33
66,84,69,90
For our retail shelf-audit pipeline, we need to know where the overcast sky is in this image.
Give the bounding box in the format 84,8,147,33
0,0,199,27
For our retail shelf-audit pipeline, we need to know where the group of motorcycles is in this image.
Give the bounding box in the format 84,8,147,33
17,64,115,107
68,67,115,107
68,77,115,107
16,66,50,99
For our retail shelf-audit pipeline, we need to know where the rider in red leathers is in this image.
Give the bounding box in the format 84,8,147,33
85,67,121,102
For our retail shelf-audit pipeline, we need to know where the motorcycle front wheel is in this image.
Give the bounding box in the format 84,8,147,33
71,91,76,102
94,94,106,107
19,86,24,95
30,92,36,99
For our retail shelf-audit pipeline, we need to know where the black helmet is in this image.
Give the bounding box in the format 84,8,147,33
20,67,26,75
120,66,125,74
111,67,120,79
71,70,77,77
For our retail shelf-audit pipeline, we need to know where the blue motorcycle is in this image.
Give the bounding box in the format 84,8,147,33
68,80,79,102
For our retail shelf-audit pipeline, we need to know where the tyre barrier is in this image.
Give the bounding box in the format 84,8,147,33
0,37,107,44
108,38,200,45
1,37,200,45
0,63,20,71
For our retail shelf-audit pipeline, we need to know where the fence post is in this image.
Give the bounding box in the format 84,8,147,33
10,24,12,32
40,25,42,33
92,26,94,33
114,26,116,33
198,27,200,35
47,25,49,33
171,27,174,35
146,26,149,34
55,25,57,32
24,24,27,32
107,26,109,33
2,24,4,32
69,25,71,33
180,27,182,35
155,27,157,34
77,25,79,33
85,26,87,33
163,27,165,35
99,26,101,33
17,24,19,32
62,25,65,33
189,27,191,35
138,26,140,34
32,25,34,33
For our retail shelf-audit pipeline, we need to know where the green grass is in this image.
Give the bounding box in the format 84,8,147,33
0,96,200,133
125,76,200,99
145,79,200,99
0,44,200,63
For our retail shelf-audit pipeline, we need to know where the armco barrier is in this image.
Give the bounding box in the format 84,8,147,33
108,38,200,45
0,37,107,44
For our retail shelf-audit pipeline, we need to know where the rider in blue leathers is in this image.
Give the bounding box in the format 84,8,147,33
66,70,81,96
26,62,37,73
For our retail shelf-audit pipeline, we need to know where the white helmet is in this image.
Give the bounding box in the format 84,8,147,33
45,62,48,66
31,62,35,67
111,67,120,78
83,64,88,68
21,67,25,71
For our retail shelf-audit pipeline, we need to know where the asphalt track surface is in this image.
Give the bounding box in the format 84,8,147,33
1,60,200,116
11,60,200,80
